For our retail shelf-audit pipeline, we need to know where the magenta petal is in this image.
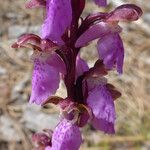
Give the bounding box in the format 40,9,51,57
94,0,107,7
30,53,60,105
47,53,66,75
41,0,72,45
75,22,121,48
76,55,89,78
108,4,143,22
50,120,82,150
25,0,46,9
97,33,124,74
87,86,116,134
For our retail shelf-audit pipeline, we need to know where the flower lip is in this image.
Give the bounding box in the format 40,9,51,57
29,50,66,105
87,85,116,134
50,119,82,150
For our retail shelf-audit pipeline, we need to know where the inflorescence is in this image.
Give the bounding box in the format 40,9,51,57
12,0,142,149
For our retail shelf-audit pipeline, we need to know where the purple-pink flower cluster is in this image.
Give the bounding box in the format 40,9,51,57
12,0,142,150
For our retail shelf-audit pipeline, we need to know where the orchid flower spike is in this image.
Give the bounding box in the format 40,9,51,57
12,1,142,150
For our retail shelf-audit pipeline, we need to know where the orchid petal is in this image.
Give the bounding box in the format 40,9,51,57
94,0,107,7
108,4,143,22
76,55,89,78
97,33,124,73
75,22,121,48
87,86,116,134
46,53,66,74
50,119,82,150
30,52,60,105
41,0,72,45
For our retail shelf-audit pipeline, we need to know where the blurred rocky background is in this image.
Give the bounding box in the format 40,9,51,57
0,0,150,150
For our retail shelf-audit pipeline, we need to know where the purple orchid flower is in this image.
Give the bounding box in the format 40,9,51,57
12,1,142,150
32,119,82,150
80,60,119,133
12,34,66,105
75,4,142,73
41,60,120,134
